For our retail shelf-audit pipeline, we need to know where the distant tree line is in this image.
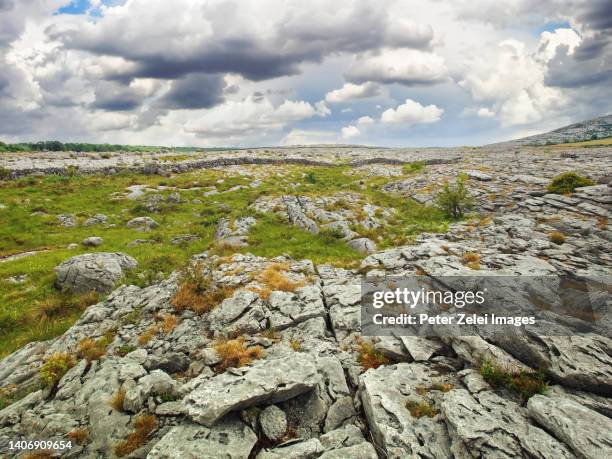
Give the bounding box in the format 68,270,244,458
0,140,165,153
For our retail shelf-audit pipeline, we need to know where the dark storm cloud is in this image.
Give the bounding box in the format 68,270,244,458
90,81,143,111
157,73,225,109
545,0,612,89
574,0,612,31
50,2,434,84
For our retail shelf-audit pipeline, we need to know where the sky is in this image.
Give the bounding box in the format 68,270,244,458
0,0,610,148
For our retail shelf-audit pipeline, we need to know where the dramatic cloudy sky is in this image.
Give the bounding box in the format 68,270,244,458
0,0,610,147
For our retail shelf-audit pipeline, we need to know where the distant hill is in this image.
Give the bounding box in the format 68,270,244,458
491,114,612,147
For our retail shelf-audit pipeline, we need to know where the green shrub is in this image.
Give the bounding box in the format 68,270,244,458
402,161,425,174
547,172,594,194
304,171,317,184
319,226,345,242
39,353,76,389
0,167,11,180
480,360,548,401
435,175,473,219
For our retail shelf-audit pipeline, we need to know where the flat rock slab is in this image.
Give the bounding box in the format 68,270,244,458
185,355,320,426
442,389,573,458
528,395,612,459
359,363,454,458
148,417,257,459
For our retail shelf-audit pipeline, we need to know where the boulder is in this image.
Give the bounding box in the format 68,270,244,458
347,237,377,254
126,216,159,231
83,214,108,226
54,252,138,294
82,236,103,247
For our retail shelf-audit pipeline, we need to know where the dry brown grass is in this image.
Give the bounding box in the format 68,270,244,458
22,452,54,459
138,325,159,345
461,252,481,270
159,313,178,334
406,400,438,418
114,413,157,457
214,336,264,373
431,382,454,392
77,338,107,362
357,341,389,370
67,427,89,445
596,217,608,230
109,387,126,412
548,231,566,245
172,263,235,314
257,263,304,297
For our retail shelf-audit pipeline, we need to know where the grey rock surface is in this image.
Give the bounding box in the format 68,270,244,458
54,252,138,293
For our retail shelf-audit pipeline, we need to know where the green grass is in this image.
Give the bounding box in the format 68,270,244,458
480,360,548,402
545,136,612,148
547,172,595,195
0,163,450,356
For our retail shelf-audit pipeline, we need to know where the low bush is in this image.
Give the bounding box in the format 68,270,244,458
402,161,425,174
39,353,76,389
547,172,594,194
436,175,473,219
480,360,548,401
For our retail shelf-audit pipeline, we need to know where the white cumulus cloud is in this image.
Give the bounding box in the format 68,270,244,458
325,82,380,103
380,98,444,124
345,48,447,86
341,124,360,139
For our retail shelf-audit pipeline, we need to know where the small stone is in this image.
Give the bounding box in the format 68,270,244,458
259,405,287,441
82,236,103,247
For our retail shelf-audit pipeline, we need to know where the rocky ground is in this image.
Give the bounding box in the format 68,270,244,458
0,144,611,458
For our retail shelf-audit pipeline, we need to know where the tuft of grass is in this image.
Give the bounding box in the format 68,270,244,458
461,252,481,270
77,335,112,362
213,336,264,373
596,217,608,230
548,231,566,245
304,171,317,184
402,161,425,174
436,175,473,219
406,400,438,418
39,353,76,389
67,427,89,445
159,313,178,333
431,382,454,392
115,344,137,357
547,172,594,195
357,341,389,370
109,387,126,412
289,339,302,351
258,263,304,295
22,452,54,459
114,413,157,457
0,383,39,410
172,263,235,314
480,360,548,401
138,324,160,345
